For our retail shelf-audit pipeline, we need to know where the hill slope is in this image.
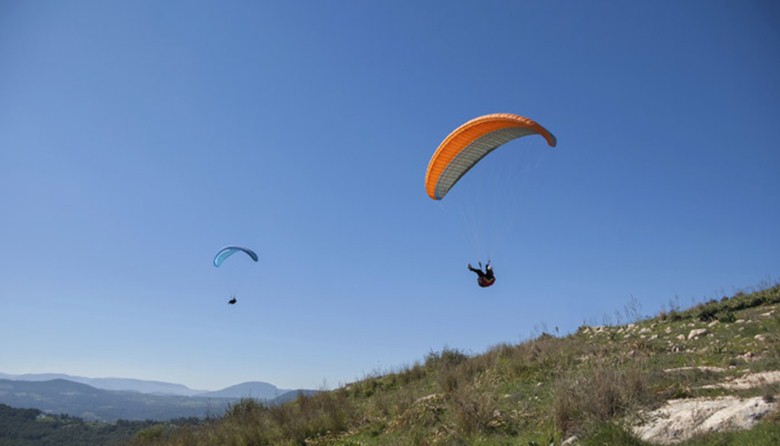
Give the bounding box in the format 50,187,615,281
130,284,780,445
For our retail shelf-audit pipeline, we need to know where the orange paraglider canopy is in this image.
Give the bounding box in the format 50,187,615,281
425,113,556,200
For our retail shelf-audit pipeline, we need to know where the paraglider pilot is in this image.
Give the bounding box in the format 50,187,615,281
468,261,495,288
228,295,237,305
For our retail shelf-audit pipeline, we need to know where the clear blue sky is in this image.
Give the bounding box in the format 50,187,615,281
1,1,778,391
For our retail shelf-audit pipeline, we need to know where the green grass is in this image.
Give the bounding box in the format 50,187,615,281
130,283,780,445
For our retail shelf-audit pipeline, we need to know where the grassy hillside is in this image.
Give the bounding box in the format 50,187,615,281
131,284,780,445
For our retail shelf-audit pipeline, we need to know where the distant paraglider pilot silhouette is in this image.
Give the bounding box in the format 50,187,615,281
228,295,237,305
468,261,495,288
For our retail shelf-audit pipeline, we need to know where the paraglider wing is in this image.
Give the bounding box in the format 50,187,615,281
213,246,259,267
425,113,556,200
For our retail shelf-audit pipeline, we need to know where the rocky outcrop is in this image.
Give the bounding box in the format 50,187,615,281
631,395,776,444
701,371,780,391
630,369,780,444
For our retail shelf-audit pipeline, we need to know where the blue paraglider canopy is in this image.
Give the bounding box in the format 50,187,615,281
213,246,259,267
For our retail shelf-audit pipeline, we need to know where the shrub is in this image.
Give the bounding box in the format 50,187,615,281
450,382,498,436
426,348,470,393
698,305,719,322
425,347,469,369
553,362,652,436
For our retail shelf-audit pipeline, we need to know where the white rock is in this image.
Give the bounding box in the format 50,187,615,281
561,435,579,445
632,396,777,444
737,352,756,362
664,366,726,374
687,328,708,340
704,371,780,390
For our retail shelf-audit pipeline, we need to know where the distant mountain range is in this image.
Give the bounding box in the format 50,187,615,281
0,372,205,396
198,381,283,399
0,373,317,422
0,372,294,399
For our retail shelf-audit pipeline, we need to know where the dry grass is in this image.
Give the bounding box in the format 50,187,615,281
552,360,655,437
